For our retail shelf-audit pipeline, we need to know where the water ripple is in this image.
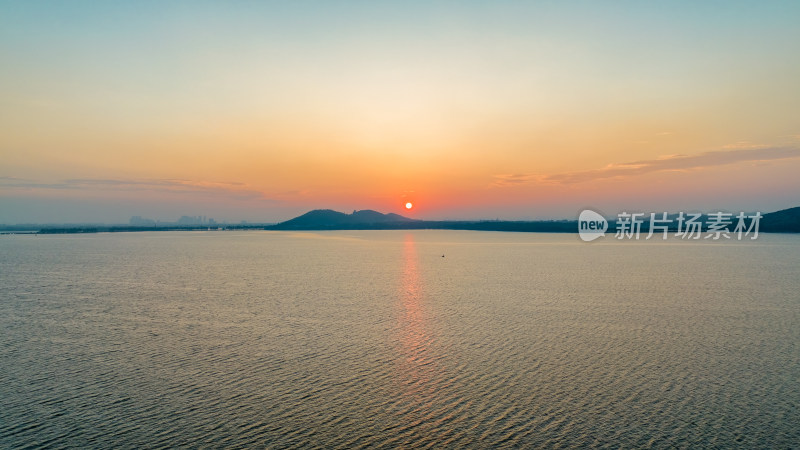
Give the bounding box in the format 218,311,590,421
1,231,798,448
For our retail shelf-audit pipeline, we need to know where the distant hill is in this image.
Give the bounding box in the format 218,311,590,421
761,206,800,232
267,209,575,232
266,206,800,233
268,209,419,230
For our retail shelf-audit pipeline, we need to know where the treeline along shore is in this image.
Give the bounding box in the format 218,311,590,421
5,206,799,235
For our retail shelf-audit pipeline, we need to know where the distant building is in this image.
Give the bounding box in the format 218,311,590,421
176,216,216,225
130,216,156,226
177,216,202,225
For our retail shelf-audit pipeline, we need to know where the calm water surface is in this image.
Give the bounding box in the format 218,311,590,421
1,231,798,448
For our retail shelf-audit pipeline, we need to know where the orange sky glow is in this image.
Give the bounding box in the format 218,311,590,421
2,2,799,223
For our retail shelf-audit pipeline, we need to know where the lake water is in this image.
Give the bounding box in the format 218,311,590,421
1,230,798,448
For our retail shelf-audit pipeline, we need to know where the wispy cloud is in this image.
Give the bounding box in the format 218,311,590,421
549,147,800,184
492,146,800,186
0,176,72,190
491,173,540,187
721,141,769,150
0,177,272,200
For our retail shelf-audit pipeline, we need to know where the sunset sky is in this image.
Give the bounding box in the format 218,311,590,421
2,1,799,223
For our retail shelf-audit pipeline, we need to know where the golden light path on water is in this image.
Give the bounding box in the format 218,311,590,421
393,233,445,441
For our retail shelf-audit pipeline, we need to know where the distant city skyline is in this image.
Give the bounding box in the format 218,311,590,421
2,1,800,223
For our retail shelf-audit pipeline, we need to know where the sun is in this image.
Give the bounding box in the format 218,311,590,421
405,202,413,210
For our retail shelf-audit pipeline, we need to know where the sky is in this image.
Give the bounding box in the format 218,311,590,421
2,1,799,223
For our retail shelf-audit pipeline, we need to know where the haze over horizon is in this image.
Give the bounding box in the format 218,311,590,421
2,1,800,224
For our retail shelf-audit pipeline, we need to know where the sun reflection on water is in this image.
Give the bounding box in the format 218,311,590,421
394,233,443,432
